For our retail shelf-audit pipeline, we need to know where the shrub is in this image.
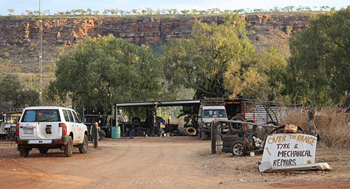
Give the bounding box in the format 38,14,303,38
314,107,350,149
281,107,350,149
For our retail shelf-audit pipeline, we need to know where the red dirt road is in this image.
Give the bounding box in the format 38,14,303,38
0,136,349,188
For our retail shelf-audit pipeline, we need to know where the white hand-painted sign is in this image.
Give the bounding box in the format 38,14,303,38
259,133,317,172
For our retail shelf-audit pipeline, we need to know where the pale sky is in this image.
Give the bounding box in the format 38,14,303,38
1,0,349,15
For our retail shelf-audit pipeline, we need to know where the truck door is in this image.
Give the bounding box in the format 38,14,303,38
68,110,79,144
62,109,77,143
71,110,83,142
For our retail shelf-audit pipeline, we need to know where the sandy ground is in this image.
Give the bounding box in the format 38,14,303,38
0,136,349,189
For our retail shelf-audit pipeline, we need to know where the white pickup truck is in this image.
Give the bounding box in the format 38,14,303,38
197,104,228,140
16,106,88,157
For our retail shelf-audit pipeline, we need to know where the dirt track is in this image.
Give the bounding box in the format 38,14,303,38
0,136,350,189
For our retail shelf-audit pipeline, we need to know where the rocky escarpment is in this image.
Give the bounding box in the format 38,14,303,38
0,13,314,90
0,13,311,46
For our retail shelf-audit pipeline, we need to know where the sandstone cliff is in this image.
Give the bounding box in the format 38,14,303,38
0,13,314,89
1,13,311,46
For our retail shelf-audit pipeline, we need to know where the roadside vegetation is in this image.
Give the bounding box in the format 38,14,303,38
281,107,350,149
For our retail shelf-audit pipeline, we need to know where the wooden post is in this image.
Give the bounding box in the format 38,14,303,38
211,121,217,154
307,109,318,138
93,122,98,148
241,101,246,119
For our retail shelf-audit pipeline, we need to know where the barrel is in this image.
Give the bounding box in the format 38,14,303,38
111,126,120,139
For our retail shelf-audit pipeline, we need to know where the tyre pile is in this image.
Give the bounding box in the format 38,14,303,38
222,135,242,153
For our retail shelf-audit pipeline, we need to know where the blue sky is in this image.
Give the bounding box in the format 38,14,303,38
1,0,349,15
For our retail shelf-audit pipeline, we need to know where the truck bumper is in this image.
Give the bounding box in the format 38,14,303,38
16,135,69,149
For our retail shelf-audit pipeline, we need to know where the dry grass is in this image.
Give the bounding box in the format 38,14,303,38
281,107,350,149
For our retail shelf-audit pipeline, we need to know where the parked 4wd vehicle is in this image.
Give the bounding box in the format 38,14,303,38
16,106,89,157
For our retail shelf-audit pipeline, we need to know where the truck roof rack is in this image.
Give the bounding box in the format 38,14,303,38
201,98,225,105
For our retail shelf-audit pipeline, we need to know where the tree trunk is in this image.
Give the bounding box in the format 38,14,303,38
307,109,318,138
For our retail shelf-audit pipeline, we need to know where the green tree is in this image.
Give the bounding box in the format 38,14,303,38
7,9,14,16
48,34,164,112
26,10,33,16
76,9,85,15
87,8,92,15
191,9,198,15
71,9,77,15
289,6,295,12
0,75,22,109
180,10,190,16
132,9,138,14
103,9,109,15
288,6,350,106
162,13,287,101
162,14,253,99
17,89,39,107
320,6,330,11
225,48,288,102
146,8,154,15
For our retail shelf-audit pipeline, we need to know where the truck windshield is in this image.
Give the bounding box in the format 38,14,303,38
203,110,227,118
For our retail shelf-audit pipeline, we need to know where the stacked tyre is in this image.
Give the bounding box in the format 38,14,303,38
221,135,246,156
179,126,197,136
98,130,106,140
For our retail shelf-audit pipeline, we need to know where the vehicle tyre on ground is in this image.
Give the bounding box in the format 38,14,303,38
39,148,48,154
19,148,29,157
64,136,73,157
222,146,231,153
185,127,197,136
231,140,246,156
79,134,89,154
99,130,106,140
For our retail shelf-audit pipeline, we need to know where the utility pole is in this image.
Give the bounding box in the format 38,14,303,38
39,0,43,105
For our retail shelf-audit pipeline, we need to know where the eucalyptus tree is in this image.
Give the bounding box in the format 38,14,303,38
132,9,138,15
162,13,287,101
93,10,100,15
0,75,21,109
48,35,164,111
0,75,39,110
86,8,92,15
7,9,14,16
288,6,350,106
